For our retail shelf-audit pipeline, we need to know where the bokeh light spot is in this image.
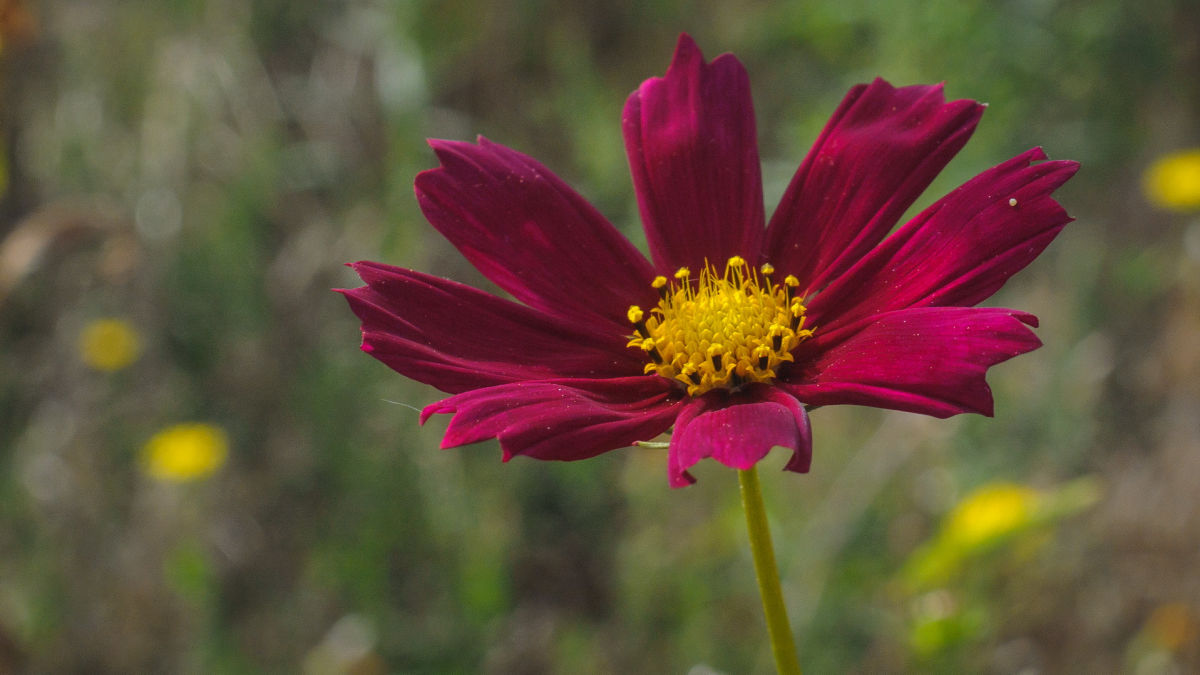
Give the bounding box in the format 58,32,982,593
1143,149,1200,212
79,318,141,372
142,423,229,482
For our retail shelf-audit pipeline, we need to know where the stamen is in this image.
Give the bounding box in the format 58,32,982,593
783,274,800,302
754,344,772,371
708,344,724,371
651,276,669,300
625,258,814,396
627,305,650,337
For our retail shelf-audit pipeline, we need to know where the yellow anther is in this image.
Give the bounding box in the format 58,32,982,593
783,275,800,288
628,259,813,396
651,276,668,289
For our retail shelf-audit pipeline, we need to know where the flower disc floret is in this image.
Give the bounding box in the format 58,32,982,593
628,256,813,396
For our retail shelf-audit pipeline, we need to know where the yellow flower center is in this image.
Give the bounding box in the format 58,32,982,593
627,256,813,397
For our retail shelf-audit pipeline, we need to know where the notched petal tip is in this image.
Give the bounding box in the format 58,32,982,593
668,468,698,489
671,32,702,61
1022,146,1049,163
422,137,461,160
419,400,453,426
783,446,812,474
417,137,508,192
1013,311,1039,328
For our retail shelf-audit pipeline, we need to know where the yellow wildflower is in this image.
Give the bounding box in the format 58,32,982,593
942,482,1039,550
901,482,1040,589
79,318,141,372
142,423,228,482
1143,149,1200,212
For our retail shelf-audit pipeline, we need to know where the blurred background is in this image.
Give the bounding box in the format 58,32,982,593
2,0,1199,672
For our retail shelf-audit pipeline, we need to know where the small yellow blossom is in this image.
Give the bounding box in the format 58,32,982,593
142,423,228,482
1143,149,1200,212
901,482,1040,589
901,478,1100,592
79,318,141,372
942,482,1039,549
1145,603,1199,652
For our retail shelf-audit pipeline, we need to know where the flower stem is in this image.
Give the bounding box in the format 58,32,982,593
739,466,802,675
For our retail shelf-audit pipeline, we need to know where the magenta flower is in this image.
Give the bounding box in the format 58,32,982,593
340,34,1077,488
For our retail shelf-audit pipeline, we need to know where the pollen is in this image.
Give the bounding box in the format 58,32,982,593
627,256,813,396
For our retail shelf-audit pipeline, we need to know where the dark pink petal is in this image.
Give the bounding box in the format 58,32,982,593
782,307,1041,418
806,148,1079,345
415,137,656,334
764,79,985,291
421,377,684,462
623,33,765,273
668,385,812,488
339,262,645,394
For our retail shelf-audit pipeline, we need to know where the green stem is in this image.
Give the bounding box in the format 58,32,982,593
739,466,802,675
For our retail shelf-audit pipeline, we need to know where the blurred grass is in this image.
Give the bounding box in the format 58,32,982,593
2,0,1200,672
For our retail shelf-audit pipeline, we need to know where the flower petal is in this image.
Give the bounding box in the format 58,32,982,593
807,148,1079,345
415,137,656,333
623,33,765,273
339,262,645,394
421,376,684,462
668,385,812,488
764,79,985,291
783,307,1041,418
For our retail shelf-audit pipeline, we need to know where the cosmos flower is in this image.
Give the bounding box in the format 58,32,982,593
340,34,1077,487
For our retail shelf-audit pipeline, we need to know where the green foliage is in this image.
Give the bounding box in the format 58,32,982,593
1,0,1197,672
